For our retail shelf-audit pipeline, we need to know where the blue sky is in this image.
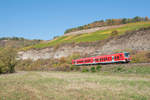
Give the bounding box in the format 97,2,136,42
0,0,150,40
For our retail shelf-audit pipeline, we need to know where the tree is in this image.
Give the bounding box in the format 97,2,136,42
122,18,128,24
133,16,143,22
145,16,149,21
0,48,17,74
106,19,113,25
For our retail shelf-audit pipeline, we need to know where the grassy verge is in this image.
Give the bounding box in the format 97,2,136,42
0,70,150,100
22,21,150,50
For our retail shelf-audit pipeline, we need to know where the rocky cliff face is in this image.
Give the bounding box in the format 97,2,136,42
19,28,150,60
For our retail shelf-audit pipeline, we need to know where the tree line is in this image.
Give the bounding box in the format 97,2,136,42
64,16,149,34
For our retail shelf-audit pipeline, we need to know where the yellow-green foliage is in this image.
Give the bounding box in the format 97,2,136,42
0,48,17,74
22,21,150,50
131,51,150,63
16,53,81,71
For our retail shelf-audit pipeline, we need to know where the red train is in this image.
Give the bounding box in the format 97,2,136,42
72,52,131,65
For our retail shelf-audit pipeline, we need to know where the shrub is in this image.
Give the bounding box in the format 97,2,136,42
90,66,96,72
82,68,89,72
59,57,67,64
16,59,33,71
74,66,81,71
59,63,71,71
96,65,102,71
114,66,126,72
131,51,150,63
70,65,77,71
53,44,60,51
111,30,119,37
117,67,122,71
0,48,17,74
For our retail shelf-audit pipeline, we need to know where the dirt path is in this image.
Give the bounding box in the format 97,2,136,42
64,24,125,36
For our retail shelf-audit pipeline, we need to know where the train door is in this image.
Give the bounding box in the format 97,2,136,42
93,58,95,64
112,56,114,62
75,61,77,65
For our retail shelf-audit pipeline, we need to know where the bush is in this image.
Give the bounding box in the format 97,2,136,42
74,66,81,71
117,67,122,71
70,65,79,71
131,51,150,63
111,30,119,37
0,48,17,74
96,65,102,71
16,59,33,71
114,66,125,72
90,66,96,72
82,68,89,72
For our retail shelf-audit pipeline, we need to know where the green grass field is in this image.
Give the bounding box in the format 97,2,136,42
0,65,150,100
22,21,150,50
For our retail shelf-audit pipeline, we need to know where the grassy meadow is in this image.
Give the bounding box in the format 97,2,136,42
0,65,150,100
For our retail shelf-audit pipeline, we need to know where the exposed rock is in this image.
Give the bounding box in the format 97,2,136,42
18,28,150,60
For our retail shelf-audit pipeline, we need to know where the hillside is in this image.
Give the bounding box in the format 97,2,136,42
64,16,149,34
22,21,150,51
0,37,41,49
19,22,150,60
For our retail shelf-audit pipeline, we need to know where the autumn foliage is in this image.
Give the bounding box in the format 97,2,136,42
64,16,150,34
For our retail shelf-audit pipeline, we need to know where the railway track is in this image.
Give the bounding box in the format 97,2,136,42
102,62,150,66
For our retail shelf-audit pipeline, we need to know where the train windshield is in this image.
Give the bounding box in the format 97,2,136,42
124,52,130,57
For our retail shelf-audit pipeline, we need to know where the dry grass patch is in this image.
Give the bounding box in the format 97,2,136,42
0,71,150,100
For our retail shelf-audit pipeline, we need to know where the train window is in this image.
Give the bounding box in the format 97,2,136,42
117,56,119,59
115,56,116,59
106,57,107,60
125,53,129,57
96,58,99,62
85,59,90,62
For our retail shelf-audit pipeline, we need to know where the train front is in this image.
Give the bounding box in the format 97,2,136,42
124,52,131,62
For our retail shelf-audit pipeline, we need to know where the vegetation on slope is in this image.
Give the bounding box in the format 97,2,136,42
0,37,41,49
16,50,150,72
22,21,150,50
0,48,18,74
64,16,149,34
